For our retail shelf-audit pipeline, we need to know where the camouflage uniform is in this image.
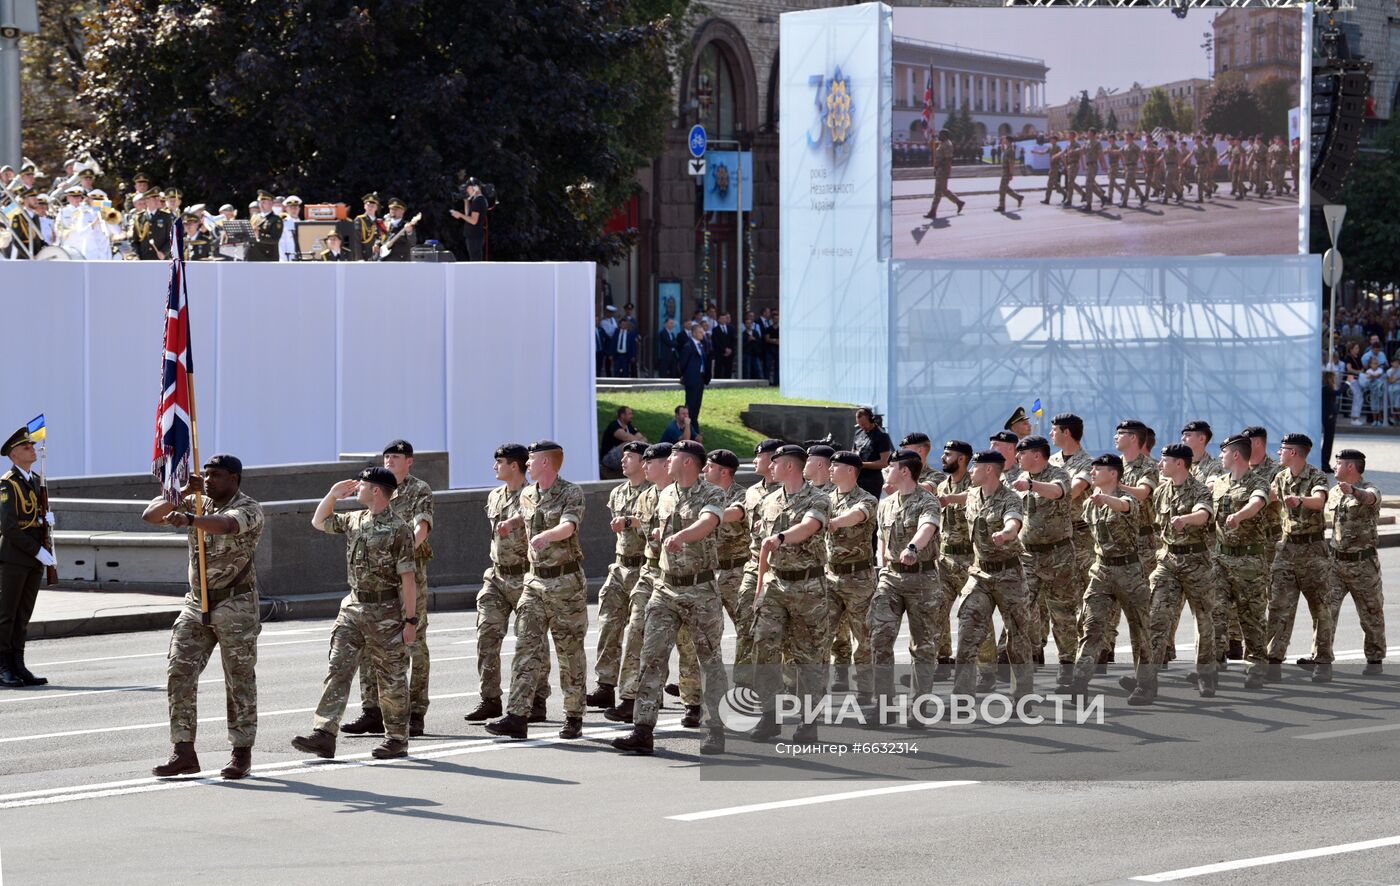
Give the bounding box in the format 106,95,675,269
313,507,416,741
734,479,778,684
1267,465,1334,664
167,492,264,747
358,474,433,717
1191,453,1225,486
1017,465,1078,664
477,484,549,704
595,478,651,686
936,472,973,663
753,483,831,706
1104,454,1160,652
1251,455,1285,569
1212,471,1271,676
871,486,945,697
1071,492,1155,691
634,479,730,729
1050,448,1095,618
954,483,1033,696
1326,481,1387,662
506,478,587,718
1148,476,1217,677
619,484,701,702
824,485,878,695
714,481,751,630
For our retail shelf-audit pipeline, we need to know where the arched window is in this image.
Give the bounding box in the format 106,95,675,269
696,43,738,139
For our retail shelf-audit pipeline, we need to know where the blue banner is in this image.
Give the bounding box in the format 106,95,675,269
702,151,754,213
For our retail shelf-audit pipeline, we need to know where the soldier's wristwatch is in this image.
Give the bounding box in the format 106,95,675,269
403,616,419,626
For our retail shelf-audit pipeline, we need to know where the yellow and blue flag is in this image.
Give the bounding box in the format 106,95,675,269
26,414,45,443
1031,399,1043,420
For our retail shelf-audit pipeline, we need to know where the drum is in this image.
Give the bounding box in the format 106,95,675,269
34,245,85,261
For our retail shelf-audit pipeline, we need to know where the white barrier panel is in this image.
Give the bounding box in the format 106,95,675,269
0,261,598,489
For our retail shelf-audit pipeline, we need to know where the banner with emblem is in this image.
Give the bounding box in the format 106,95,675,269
702,151,754,213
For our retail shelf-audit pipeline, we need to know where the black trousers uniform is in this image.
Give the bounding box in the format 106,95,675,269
0,468,48,661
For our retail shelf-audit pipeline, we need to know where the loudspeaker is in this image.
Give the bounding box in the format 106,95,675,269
410,246,456,263
1310,60,1371,203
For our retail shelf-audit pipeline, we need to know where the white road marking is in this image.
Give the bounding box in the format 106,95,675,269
666,780,979,822
1130,834,1400,881
1295,723,1400,741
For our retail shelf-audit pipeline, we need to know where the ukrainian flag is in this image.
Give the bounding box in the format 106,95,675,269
1032,399,1043,420
26,414,45,443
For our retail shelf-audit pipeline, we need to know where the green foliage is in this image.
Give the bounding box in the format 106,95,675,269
1201,76,1259,136
1105,108,1118,133
1330,119,1400,291
596,386,852,454
1071,92,1102,132
1252,76,1295,140
1140,87,1177,133
1171,98,1193,132
16,0,98,175
943,105,977,156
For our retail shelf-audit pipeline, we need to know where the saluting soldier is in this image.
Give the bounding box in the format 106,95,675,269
586,440,651,711
247,190,281,262
353,193,385,261
823,450,878,701
1312,450,1385,676
1211,434,1271,689
1010,436,1077,677
994,135,1024,213
924,129,965,219
181,212,213,261
293,467,417,760
1264,434,1333,683
143,455,263,779
0,428,55,687
934,440,974,681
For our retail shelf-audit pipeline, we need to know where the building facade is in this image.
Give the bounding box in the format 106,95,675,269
1315,0,1400,132
891,38,1050,142
1046,78,1212,133
1213,8,1302,89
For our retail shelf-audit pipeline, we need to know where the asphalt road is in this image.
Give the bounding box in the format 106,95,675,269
892,177,1300,259
2,545,1399,886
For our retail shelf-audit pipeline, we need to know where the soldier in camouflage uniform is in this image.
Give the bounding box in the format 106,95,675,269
464,444,550,724
1049,414,1094,651
293,467,417,760
585,441,651,711
1041,139,1064,205
1212,435,1272,689
1119,132,1148,208
1182,421,1224,485
994,135,1024,213
486,441,589,740
1010,436,1078,683
1077,129,1109,212
935,441,975,681
1265,434,1334,682
1064,455,1156,703
823,450,879,701
1100,420,1160,668
749,445,831,741
955,450,1034,699
900,432,947,492
1244,426,1284,568
733,439,784,686
144,455,264,780
343,440,435,738
703,448,751,639
614,441,729,755
1315,450,1386,675
924,129,965,219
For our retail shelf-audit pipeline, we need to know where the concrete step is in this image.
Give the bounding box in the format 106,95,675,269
52,530,187,585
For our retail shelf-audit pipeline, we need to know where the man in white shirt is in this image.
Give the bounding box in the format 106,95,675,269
278,196,303,261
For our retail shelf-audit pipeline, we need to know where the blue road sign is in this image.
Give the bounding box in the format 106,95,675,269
688,124,707,159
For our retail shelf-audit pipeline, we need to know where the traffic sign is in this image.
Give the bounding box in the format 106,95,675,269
1323,248,1344,289
688,157,706,177
1323,203,1347,247
688,124,707,159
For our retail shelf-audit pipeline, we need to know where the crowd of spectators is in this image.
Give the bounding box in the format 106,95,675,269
595,302,780,385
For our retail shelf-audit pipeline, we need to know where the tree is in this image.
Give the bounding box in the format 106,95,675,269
1171,98,1194,132
16,0,99,176
1326,119,1400,291
1071,91,1102,132
1201,76,1261,137
1105,108,1119,133
1253,76,1295,139
72,0,688,263
1140,87,1177,133
944,104,977,160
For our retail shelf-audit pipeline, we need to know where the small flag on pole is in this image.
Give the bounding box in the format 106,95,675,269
1032,398,1043,420
152,226,194,505
26,414,45,443
922,65,934,129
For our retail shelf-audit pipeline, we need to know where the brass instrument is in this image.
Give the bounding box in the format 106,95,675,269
100,206,122,225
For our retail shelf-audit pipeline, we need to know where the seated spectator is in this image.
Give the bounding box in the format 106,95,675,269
600,405,646,474
659,405,702,445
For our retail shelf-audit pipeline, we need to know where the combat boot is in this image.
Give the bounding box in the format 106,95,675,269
1118,676,1138,692
1265,660,1283,683
585,683,615,709
1310,663,1333,683
529,696,548,723
681,705,703,728
152,742,201,777
699,727,725,756
13,651,46,686
831,666,851,692
1243,672,1265,689
1363,661,1384,675
664,682,680,697
372,738,408,759
1227,638,1243,660
409,712,425,737
291,728,337,759
612,723,654,754
0,654,23,688
341,707,384,735
559,716,583,739
747,716,781,742
1126,687,1155,706
933,657,954,681
464,697,503,722
220,747,252,780
1296,657,1317,672
604,698,634,723
484,713,529,740
1095,649,1109,675
974,672,997,693
792,721,818,743
1197,672,1217,698
1054,664,1074,693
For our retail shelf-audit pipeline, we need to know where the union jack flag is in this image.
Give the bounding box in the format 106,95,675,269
152,226,194,504
921,65,934,129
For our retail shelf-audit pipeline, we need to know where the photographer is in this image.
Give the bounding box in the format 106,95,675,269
450,177,491,261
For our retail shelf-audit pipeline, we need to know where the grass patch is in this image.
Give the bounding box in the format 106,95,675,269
597,386,853,454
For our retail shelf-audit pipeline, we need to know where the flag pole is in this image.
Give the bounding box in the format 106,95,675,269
177,224,212,626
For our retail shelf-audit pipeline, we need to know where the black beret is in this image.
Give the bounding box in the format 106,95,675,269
382,439,413,456
831,450,863,469
773,444,808,462
889,449,924,472
1281,433,1313,449
621,441,648,456
971,450,1005,466
203,454,243,475
1181,420,1212,437
1160,443,1194,463
1015,435,1051,454
1221,434,1251,450
899,432,931,447
1241,426,1268,440
643,443,673,461
673,440,707,462
944,439,974,457
494,443,528,460
358,466,398,490
1090,454,1124,472
807,444,836,460
706,449,740,471
1051,413,1083,430
988,430,1018,445
1116,419,1148,433
528,440,563,453
1336,448,1366,463
754,438,785,456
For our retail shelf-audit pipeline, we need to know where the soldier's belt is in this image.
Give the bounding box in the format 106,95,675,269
616,554,644,568
941,543,972,556
828,558,873,575
718,556,749,571
1024,537,1073,554
529,560,583,580
351,588,400,604
1217,544,1266,557
206,581,255,606
1167,542,1209,555
1072,522,1090,534
1095,554,1138,568
974,558,1019,574
1333,547,1377,562
663,569,715,587
494,562,528,577
1137,526,1155,536
1285,531,1325,545
773,566,824,582
887,560,936,574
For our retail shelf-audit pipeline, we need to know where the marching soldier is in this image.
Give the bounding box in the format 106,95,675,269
1212,434,1271,689
1049,414,1094,639
1182,421,1223,484
293,467,417,760
924,129,965,220
994,135,1024,213
1120,132,1147,208
1268,135,1288,195
1103,133,1122,207
354,193,385,261
464,444,550,724
1312,450,1385,675
342,441,435,737
935,441,975,680
824,450,878,701
1041,138,1064,205
703,448,752,669
1060,131,1081,207
1099,420,1159,668
1078,129,1108,212
316,230,350,261
898,432,945,492
586,440,651,711
247,190,281,262
1010,436,1077,679
1265,434,1333,683
142,455,263,779
1160,136,1184,205
1142,138,1163,199
612,441,729,755
1250,135,1269,197
1244,426,1285,572
733,438,785,686
1289,137,1302,195
486,441,589,741
1228,136,1246,199
0,428,55,688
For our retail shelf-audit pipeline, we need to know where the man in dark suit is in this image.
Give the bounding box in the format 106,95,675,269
675,321,712,430
612,318,639,377
0,427,52,687
595,319,613,376
656,318,681,378
711,312,736,380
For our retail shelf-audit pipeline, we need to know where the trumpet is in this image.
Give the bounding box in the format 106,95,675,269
100,205,122,225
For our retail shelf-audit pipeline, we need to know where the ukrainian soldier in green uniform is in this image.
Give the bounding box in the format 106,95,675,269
1313,450,1386,675
293,467,417,760
353,193,384,261
465,444,550,723
934,441,974,681
1049,414,1094,660
924,129,965,219
733,439,784,686
1042,138,1064,205
748,445,831,741
823,450,879,701
613,441,729,756
586,441,651,711
994,135,1024,213
1120,132,1147,208
1010,436,1077,678
1265,434,1334,682
1064,455,1157,704
485,441,589,741
0,429,53,688
142,454,263,779
1211,435,1272,689
247,190,281,262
